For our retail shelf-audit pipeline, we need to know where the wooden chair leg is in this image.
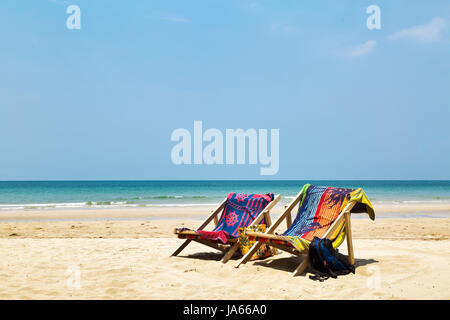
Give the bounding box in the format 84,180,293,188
344,212,354,264
293,255,309,277
234,242,263,268
171,239,191,256
221,241,240,263
263,211,278,255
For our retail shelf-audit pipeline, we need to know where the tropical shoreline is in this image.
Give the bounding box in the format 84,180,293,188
1,187,450,299
1,201,450,222
2,180,450,212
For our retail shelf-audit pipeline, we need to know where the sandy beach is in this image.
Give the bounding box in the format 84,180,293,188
3,0,450,304
0,205,449,300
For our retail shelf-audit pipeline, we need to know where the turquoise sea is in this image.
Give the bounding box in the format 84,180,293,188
0,180,450,211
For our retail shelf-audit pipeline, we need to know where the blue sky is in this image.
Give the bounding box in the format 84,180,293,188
0,0,449,180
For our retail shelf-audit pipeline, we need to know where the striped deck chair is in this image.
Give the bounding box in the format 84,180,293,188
235,184,375,276
172,192,281,263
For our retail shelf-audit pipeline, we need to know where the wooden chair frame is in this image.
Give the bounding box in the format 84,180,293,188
234,190,357,276
171,194,281,263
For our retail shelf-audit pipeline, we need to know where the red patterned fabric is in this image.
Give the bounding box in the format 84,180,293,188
196,230,229,244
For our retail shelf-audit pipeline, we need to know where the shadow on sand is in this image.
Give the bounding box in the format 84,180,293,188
177,250,379,276
181,251,241,262
251,255,379,276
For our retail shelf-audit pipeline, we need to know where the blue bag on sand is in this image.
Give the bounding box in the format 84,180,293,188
308,236,355,281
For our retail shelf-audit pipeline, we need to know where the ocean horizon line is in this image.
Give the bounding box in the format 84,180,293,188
1,179,450,182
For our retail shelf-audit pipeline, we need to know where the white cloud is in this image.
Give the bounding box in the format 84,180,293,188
389,17,446,42
345,40,377,57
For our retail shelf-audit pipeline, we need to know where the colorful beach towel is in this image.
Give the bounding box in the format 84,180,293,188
196,192,274,243
176,193,274,243
238,224,275,260
209,192,274,241
283,184,374,251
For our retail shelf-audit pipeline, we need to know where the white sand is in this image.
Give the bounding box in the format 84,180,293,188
0,237,448,299
0,207,449,299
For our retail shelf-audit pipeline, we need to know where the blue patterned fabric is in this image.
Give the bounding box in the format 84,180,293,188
212,193,274,238
282,185,328,237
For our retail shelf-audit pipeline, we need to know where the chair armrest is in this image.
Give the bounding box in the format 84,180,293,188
244,231,289,241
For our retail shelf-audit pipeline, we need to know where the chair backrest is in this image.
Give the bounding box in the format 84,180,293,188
282,185,355,242
212,193,274,238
